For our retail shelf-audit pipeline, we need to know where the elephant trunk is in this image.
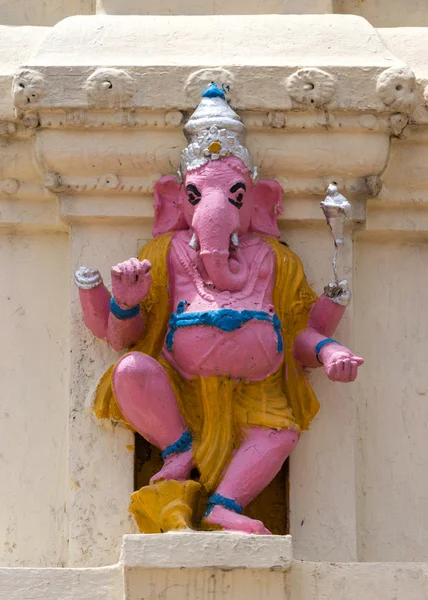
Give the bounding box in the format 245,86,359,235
192,198,248,292
200,244,248,292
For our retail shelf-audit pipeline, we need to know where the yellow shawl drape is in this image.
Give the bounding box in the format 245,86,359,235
93,234,320,490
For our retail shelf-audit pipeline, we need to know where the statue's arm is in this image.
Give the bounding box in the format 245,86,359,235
75,258,151,351
294,282,364,382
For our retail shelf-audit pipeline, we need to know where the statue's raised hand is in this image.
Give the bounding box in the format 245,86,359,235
320,344,364,383
111,258,152,309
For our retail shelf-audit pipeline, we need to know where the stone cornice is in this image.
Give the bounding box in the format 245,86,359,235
2,15,428,231
11,15,415,114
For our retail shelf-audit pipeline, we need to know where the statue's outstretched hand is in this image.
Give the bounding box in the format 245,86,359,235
111,258,152,309
320,344,364,383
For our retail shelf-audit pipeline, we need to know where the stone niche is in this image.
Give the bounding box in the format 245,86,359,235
2,9,428,600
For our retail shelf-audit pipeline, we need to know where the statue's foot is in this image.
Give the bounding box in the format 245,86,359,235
150,450,194,484
204,506,272,535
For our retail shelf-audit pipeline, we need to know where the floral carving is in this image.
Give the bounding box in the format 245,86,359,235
85,68,136,108
44,172,62,192
0,178,19,195
165,111,183,127
286,68,336,108
12,69,45,109
267,112,286,128
376,66,415,112
185,68,235,103
97,174,120,190
22,113,39,129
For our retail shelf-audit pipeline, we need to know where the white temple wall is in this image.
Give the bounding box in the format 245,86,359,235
1,8,428,599
285,224,357,562
336,0,428,27
354,232,428,562
0,1,94,27
96,0,334,16
0,230,69,566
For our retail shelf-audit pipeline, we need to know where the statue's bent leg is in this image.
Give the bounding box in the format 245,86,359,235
113,352,194,482
204,426,298,534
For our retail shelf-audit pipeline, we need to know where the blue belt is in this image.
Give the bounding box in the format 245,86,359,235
166,300,283,353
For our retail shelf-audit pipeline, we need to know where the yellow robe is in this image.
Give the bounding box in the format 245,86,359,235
94,233,320,492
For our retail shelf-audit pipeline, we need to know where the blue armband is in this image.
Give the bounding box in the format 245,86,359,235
315,338,340,364
110,296,140,320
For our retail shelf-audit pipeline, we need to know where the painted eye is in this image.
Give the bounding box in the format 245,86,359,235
228,182,246,209
186,184,201,205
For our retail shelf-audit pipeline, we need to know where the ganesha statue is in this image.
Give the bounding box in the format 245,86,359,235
76,84,364,535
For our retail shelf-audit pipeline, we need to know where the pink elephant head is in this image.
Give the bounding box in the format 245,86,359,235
152,82,283,291
153,156,283,291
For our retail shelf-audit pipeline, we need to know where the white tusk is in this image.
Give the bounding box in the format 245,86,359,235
231,232,239,247
189,232,199,250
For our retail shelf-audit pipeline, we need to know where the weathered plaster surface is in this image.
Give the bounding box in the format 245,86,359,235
0,232,69,567
121,533,292,570
97,0,334,15
1,15,428,599
0,0,94,27
337,0,428,28
291,559,428,600
354,235,428,562
2,535,428,600
0,25,50,119
0,565,122,600
67,225,143,567
285,226,357,562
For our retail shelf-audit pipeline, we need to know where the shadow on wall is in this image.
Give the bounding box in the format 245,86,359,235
334,0,428,27
0,0,95,27
1,0,427,27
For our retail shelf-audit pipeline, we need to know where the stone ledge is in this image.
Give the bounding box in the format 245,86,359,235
14,15,404,113
1,555,428,600
121,532,293,571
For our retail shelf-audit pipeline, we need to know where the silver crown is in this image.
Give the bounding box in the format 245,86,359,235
180,85,256,182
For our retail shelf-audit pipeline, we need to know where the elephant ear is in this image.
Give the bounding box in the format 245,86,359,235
153,175,188,237
250,179,283,238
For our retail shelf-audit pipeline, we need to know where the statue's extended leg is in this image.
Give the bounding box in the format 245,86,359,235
113,352,194,482
204,426,298,534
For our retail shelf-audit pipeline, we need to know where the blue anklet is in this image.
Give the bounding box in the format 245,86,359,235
205,493,243,517
161,430,193,460
110,297,140,320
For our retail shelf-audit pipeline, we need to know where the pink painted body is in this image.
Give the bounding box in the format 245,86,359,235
164,231,282,380
78,283,110,340
78,156,363,534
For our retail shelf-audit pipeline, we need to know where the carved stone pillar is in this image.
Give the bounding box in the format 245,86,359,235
354,27,428,562
33,124,184,565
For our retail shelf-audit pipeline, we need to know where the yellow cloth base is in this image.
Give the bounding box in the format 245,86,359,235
129,479,202,533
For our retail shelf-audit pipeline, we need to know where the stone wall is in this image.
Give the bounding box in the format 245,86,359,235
1,6,428,600
2,0,428,27
0,0,94,26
